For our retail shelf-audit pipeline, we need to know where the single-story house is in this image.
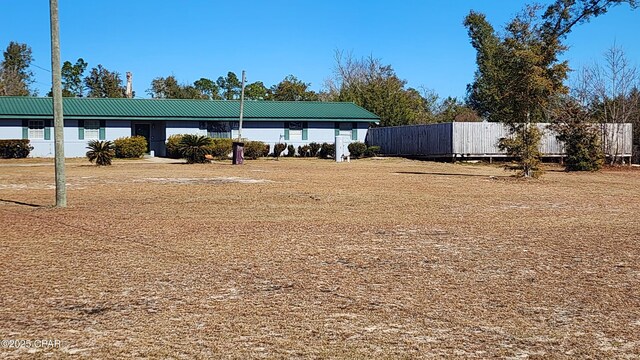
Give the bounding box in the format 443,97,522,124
0,97,380,157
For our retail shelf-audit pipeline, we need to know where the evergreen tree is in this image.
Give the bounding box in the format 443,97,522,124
216,72,241,100
85,65,127,98
0,41,34,96
551,98,604,171
464,0,637,177
194,78,220,100
270,75,318,101
61,58,88,97
244,81,270,100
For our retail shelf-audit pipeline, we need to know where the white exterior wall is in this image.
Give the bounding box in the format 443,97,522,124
242,121,286,149
2,120,373,157
355,122,369,143
246,121,368,155
0,119,132,157
0,120,23,138
166,121,206,137
166,120,371,156
304,122,334,144
0,119,58,157
54,120,131,158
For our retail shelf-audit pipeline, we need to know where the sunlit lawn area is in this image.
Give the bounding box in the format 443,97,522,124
1,157,639,358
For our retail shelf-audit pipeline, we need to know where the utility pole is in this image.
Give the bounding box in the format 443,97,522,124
232,71,246,165
238,70,246,140
50,0,66,207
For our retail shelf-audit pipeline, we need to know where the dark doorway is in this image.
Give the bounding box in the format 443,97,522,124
134,124,151,153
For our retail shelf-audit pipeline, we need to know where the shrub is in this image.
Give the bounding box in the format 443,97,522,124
179,134,213,164
364,146,380,157
498,125,543,178
286,144,296,157
114,136,147,158
318,142,335,159
244,141,269,160
0,139,33,158
166,134,185,159
208,138,233,159
86,140,115,166
273,143,286,157
553,122,604,171
298,145,311,157
308,142,321,157
348,142,367,159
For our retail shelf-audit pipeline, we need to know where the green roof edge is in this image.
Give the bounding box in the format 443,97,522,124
0,96,380,122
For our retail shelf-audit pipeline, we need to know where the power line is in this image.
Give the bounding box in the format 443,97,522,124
32,63,51,73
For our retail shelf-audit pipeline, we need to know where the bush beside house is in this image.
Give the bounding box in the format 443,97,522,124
114,136,147,158
178,135,213,164
286,144,296,157
273,143,286,157
298,145,311,157
318,143,335,159
244,141,269,160
0,139,33,158
166,134,184,159
86,140,115,166
348,142,367,158
208,138,233,159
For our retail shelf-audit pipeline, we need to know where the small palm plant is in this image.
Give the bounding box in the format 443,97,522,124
86,140,115,166
178,134,213,164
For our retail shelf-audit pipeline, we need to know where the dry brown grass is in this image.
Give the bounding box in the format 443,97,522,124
1,157,639,359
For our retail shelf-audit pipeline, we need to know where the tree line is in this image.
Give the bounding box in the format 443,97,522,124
0,42,480,127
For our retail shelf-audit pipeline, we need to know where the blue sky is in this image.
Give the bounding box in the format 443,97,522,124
1,0,638,99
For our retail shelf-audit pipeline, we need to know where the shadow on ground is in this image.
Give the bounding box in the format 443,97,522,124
0,198,43,207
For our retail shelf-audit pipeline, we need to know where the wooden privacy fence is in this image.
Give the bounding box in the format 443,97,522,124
366,122,633,161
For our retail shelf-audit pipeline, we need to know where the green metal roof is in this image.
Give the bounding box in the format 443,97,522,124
0,97,379,122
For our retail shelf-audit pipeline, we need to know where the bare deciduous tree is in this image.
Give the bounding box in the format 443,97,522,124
583,44,638,163
324,50,433,126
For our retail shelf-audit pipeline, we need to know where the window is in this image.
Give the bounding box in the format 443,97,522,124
284,121,308,141
335,122,357,141
208,121,238,138
79,120,104,140
28,120,45,139
289,121,303,140
338,122,352,137
84,120,100,140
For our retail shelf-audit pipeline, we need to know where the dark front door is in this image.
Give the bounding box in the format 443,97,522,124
134,124,151,153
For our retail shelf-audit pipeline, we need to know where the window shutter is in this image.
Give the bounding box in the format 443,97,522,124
284,122,290,141
334,122,340,137
351,122,358,141
22,120,28,139
302,122,308,140
99,120,106,140
78,120,85,140
44,120,51,140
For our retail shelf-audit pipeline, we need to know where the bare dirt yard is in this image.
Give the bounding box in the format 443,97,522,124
1,157,639,359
